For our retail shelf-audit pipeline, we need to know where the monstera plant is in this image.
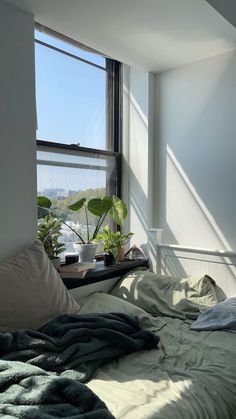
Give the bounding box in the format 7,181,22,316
37,195,129,262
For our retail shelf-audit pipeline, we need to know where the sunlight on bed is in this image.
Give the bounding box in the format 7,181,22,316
88,375,193,419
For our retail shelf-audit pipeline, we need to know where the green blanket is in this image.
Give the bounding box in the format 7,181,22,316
0,360,113,418
0,312,159,418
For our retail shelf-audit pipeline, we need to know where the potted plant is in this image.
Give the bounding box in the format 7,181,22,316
37,214,65,270
96,225,133,266
107,196,134,262
37,195,128,263
65,196,111,262
67,195,132,262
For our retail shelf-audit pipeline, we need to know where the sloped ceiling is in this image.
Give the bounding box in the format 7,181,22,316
206,0,236,29
3,0,236,71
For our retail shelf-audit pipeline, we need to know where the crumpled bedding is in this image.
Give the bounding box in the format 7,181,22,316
0,312,159,418
79,292,236,419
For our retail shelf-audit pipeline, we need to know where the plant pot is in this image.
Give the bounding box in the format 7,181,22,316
104,252,116,266
117,246,125,262
73,242,97,263
50,257,61,271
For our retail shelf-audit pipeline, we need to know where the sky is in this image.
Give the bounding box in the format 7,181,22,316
35,31,110,192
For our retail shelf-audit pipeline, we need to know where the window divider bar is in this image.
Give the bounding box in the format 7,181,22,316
35,22,106,58
35,39,109,73
37,160,108,171
37,141,119,158
114,61,122,197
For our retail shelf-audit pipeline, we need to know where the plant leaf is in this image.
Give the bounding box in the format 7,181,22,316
37,196,52,219
88,196,112,217
38,207,49,219
68,198,86,211
110,196,128,225
103,225,111,235
37,196,52,208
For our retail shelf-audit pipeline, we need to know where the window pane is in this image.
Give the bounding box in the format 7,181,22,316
35,30,106,68
35,42,110,150
37,149,117,254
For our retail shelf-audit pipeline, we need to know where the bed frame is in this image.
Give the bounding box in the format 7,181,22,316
156,243,236,297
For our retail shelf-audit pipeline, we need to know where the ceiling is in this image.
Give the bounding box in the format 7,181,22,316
206,0,236,29
3,0,236,71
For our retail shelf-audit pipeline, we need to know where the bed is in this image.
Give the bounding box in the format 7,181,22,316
0,240,236,418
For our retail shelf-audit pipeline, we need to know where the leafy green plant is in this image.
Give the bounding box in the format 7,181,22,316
37,195,128,244
109,196,128,226
96,195,133,257
37,215,65,259
96,226,134,257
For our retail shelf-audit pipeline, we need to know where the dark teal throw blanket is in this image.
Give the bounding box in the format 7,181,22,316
0,312,159,418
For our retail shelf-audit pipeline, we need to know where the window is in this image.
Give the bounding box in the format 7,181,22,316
35,25,121,253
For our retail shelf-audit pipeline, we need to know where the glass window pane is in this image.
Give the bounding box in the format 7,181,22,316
35,42,110,150
37,149,117,254
35,30,106,68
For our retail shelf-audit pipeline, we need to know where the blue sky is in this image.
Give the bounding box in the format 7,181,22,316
35,31,108,192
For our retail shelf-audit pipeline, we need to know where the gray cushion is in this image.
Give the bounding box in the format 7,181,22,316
0,240,80,331
79,292,166,332
191,297,236,333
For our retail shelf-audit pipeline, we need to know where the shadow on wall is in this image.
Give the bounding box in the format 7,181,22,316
124,56,236,276
156,51,236,252
123,68,153,262
166,144,234,251
153,52,236,288
123,159,154,261
158,147,236,285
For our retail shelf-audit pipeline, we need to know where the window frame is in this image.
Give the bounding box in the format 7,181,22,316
35,23,122,198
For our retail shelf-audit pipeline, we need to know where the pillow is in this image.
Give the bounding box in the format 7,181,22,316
190,297,236,333
0,240,80,331
111,270,226,321
79,292,166,332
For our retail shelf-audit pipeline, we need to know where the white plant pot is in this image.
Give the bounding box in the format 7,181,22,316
73,243,97,263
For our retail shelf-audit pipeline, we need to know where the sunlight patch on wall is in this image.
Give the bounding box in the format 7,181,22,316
122,67,150,252
166,145,232,251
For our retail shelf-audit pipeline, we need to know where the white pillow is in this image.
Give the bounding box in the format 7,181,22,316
0,240,80,331
190,297,236,333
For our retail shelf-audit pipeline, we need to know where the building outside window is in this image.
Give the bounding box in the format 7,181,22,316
35,25,121,253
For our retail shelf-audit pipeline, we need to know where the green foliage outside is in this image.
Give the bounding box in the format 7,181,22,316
50,187,106,226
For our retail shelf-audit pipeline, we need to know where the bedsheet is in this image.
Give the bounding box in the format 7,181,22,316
80,292,236,419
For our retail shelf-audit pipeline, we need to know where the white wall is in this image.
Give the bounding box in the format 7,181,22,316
122,65,158,265
155,49,236,250
0,1,37,261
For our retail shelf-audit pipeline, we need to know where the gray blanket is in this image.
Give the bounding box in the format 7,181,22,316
0,312,159,418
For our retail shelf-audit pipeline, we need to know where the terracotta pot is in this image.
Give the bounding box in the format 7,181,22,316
117,246,125,262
